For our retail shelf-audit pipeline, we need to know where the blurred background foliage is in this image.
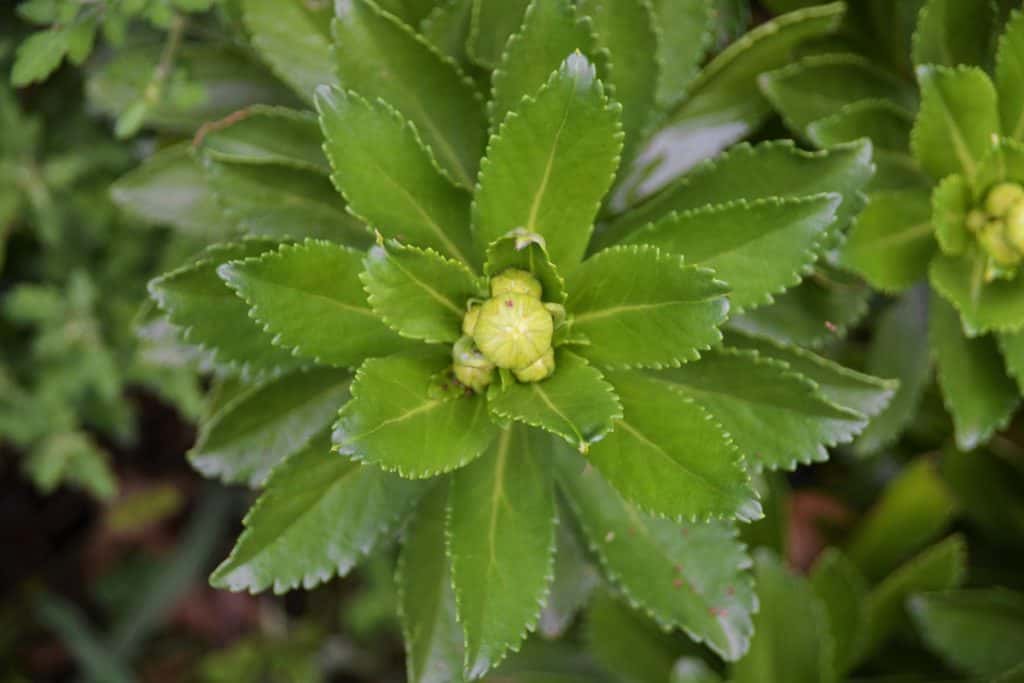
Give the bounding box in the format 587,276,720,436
2,0,1024,681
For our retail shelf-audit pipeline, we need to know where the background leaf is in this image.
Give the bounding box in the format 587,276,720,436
730,550,834,683
910,589,1024,678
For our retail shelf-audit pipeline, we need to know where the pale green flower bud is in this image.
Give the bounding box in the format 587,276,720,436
513,348,555,383
490,268,543,299
473,293,554,370
979,220,1021,267
985,182,1024,217
462,304,481,337
966,209,988,233
452,336,494,393
1007,202,1024,254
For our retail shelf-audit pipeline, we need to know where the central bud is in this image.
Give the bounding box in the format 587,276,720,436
474,294,553,369
968,182,1024,278
451,269,556,392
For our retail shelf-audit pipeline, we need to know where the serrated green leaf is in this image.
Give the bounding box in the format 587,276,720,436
724,332,896,420
731,550,834,683
585,591,683,683
650,0,714,109
333,352,498,477
843,189,936,292
577,0,659,166
847,459,958,581
566,245,728,368
204,160,372,245
210,432,425,592
316,87,476,265
759,53,915,135
806,100,929,191
625,195,840,311
554,447,755,662
911,65,1000,183
929,294,1020,450
624,3,847,200
196,106,329,173
606,139,873,249
487,350,621,451
862,535,967,658
910,589,1024,678
660,348,865,471
473,53,623,272
489,0,597,130
539,520,600,639
810,549,868,678
467,0,530,69
149,241,303,378
420,0,475,66
332,0,486,187
806,98,914,152
398,484,465,683
594,370,758,522
999,329,1024,391
448,424,556,678
484,232,567,304
110,143,225,238
931,173,971,255
912,0,996,69
363,242,484,344
219,240,408,368
241,0,335,100
855,288,933,455
930,251,1024,336
997,11,1024,141
727,265,872,348
190,369,350,487
376,0,438,25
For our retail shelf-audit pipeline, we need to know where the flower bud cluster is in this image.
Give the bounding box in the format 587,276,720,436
968,182,1024,279
452,269,556,392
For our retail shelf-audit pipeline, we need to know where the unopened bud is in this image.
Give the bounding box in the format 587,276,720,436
1007,203,1024,254
490,268,543,299
979,220,1021,267
452,336,494,393
985,182,1024,217
513,348,556,383
473,293,553,370
462,305,481,336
